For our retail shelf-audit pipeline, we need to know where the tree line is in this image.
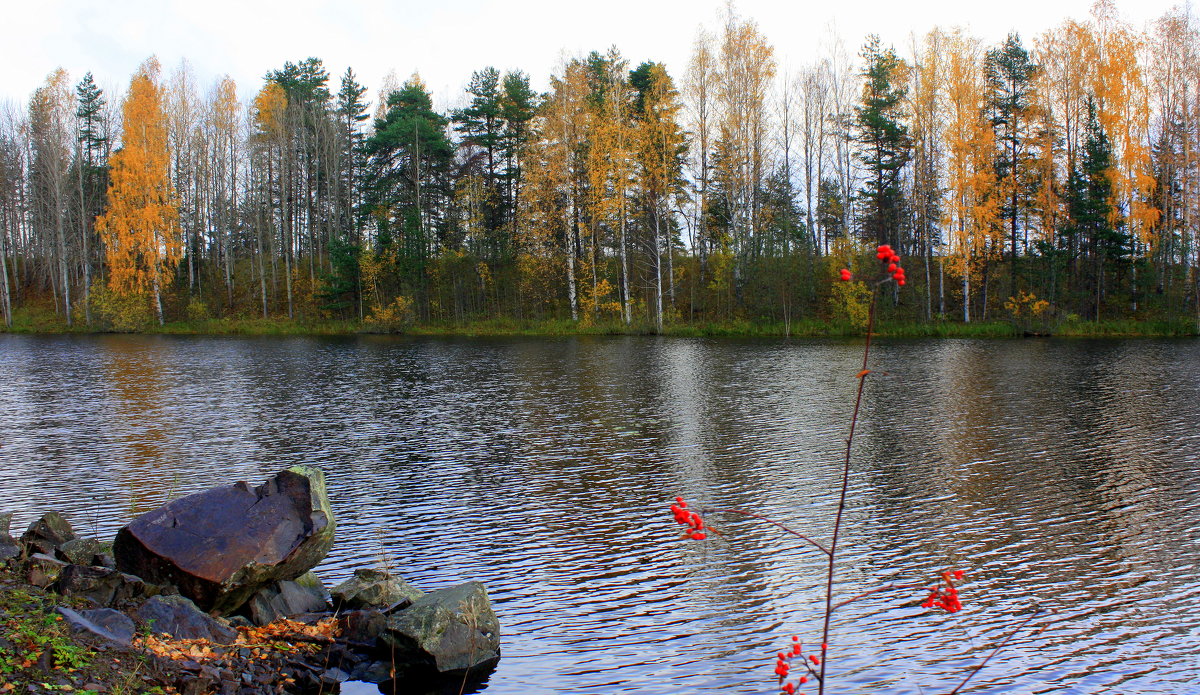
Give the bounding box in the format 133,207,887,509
2,0,1199,332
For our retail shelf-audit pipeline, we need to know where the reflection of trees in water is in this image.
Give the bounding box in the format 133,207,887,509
100,335,177,515
849,339,1200,684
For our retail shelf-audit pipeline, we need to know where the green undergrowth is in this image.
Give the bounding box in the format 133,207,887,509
3,306,1196,339
0,585,95,682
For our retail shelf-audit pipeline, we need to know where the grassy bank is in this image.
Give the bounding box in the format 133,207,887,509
3,306,1196,338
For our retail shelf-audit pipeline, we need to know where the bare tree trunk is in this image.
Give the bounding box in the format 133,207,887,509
620,196,630,325
654,208,663,333
962,259,970,323
0,222,11,329
566,206,577,321
56,209,71,327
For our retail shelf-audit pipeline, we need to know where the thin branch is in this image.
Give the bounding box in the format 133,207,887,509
709,507,831,555
818,280,880,695
946,610,1045,695
831,582,925,612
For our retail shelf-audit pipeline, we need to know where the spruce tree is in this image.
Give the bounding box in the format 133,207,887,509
855,35,911,250
985,33,1038,296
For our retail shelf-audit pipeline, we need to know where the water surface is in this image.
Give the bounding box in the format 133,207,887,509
1,334,1198,694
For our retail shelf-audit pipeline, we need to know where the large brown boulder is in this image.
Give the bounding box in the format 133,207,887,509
113,466,336,614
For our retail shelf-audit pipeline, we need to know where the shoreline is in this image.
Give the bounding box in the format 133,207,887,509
2,316,1197,339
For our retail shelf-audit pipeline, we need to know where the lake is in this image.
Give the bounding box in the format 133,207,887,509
1,334,1198,694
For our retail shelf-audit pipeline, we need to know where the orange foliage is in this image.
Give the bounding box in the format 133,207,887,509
96,63,182,303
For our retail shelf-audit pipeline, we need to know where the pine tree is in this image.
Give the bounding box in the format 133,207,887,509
855,35,911,250
455,67,505,259
335,68,370,246
74,71,108,326
1062,101,1123,319
499,71,537,244
365,77,454,307
986,33,1039,296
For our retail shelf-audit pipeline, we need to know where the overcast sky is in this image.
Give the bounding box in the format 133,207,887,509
4,0,1184,112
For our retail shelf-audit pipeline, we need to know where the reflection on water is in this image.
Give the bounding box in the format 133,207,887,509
1,334,1198,694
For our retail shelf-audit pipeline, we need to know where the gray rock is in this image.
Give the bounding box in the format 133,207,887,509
337,609,387,644
92,552,116,569
113,466,336,615
136,595,238,644
319,668,350,685
24,553,67,588
21,512,75,555
53,564,152,607
0,512,16,563
378,581,500,676
57,607,135,646
246,573,329,625
349,661,395,684
331,568,423,610
0,538,18,563
55,538,104,566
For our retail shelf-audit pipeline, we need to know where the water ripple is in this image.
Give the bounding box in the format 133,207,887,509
1,335,1198,693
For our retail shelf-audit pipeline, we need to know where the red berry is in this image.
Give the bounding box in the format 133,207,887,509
799,676,808,684
897,279,906,286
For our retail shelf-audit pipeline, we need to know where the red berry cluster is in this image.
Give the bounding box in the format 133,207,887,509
774,636,820,695
921,570,965,613
876,244,906,286
670,497,707,540
838,268,852,281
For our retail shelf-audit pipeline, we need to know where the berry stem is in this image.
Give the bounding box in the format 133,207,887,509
818,281,880,694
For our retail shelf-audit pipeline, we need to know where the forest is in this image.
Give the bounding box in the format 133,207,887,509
1,0,1199,335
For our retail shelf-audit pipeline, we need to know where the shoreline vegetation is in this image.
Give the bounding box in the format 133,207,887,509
7,6,1200,348
3,309,1196,339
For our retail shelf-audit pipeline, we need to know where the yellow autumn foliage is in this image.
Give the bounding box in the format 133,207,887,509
96,66,181,306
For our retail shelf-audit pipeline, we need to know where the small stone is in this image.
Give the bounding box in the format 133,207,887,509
349,660,394,684
56,607,135,646
23,553,67,588
337,609,387,644
246,575,328,625
21,512,75,555
136,595,237,644
331,568,423,610
0,538,20,563
53,565,150,607
81,684,105,693
319,668,350,685
55,538,104,566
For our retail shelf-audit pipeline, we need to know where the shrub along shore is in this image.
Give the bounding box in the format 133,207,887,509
2,309,1197,339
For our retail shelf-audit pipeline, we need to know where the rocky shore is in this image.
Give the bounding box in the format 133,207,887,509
0,466,500,694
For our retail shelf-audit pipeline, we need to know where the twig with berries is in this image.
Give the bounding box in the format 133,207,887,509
669,244,1032,695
